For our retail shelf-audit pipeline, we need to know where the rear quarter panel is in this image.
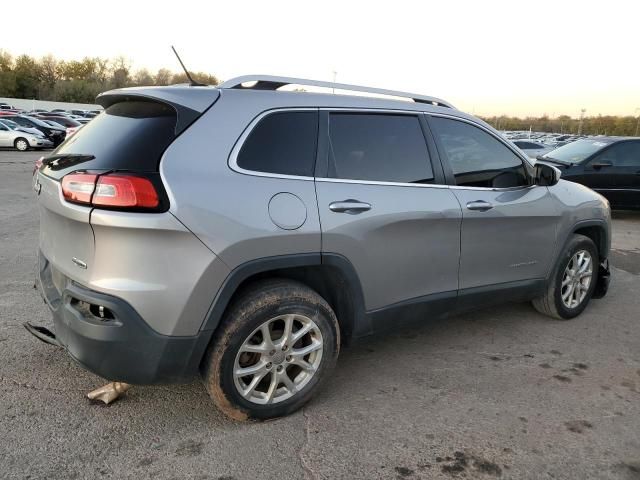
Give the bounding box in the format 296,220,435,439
160,92,322,269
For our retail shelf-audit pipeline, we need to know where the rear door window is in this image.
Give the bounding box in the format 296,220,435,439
236,111,318,177
327,113,434,183
593,141,640,167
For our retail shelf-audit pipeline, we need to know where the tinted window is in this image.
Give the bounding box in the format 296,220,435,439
9,117,28,126
237,111,318,177
42,100,177,180
592,141,640,167
328,113,433,183
516,142,544,150
430,117,527,188
14,116,50,129
515,141,540,149
1,119,19,129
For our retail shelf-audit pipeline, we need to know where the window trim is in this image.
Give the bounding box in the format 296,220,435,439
228,108,319,181
426,113,535,191
316,107,446,187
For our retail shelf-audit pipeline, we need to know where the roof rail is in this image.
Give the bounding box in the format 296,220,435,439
218,75,454,108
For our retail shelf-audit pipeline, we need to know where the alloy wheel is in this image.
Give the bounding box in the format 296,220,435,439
561,250,593,309
233,314,324,405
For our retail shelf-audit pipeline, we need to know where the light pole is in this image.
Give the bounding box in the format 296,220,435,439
635,108,640,137
578,108,586,135
332,70,337,94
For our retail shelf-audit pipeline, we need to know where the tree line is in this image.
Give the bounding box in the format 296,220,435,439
1,51,638,135
481,114,639,137
0,51,219,104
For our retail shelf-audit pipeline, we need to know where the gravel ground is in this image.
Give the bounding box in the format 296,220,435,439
1,150,639,480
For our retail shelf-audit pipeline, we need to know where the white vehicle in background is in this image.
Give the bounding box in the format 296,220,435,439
0,118,47,138
0,120,53,151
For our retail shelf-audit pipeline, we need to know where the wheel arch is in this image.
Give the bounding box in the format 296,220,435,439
572,220,609,260
545,219,609,285
200,253,369,347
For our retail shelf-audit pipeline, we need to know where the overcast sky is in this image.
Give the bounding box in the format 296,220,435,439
4,0,639,117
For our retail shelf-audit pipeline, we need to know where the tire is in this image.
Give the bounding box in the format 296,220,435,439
202,279,340,421
532,234,599,320
14,138,29,151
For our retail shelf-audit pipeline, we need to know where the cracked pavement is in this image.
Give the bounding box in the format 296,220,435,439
1,151,639,479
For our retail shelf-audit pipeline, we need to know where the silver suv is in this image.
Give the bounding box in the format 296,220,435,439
30,76,611,420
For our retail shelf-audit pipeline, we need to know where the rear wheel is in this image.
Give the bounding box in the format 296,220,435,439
532,234,598,319
14,138,29,151
202,279,340,421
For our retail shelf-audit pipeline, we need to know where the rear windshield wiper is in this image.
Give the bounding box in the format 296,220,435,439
42,154,96,171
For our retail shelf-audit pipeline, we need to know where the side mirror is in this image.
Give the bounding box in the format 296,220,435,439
591,160,612,170
534,162,561,186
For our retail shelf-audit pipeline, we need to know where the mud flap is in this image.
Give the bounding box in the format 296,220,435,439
592,259,610,299
23,322,60,347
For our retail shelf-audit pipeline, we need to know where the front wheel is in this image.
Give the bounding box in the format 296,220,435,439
202,279,340,421
14,138,29,151
532,234,598,320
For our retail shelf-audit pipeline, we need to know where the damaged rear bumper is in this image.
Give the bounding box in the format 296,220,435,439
35,253,211,384
592,259,610,299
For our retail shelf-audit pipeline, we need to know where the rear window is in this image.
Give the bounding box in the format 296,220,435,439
43,101,177,179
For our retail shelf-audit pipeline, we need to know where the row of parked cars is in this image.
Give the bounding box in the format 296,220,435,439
0,102,100,151
504,131,587,158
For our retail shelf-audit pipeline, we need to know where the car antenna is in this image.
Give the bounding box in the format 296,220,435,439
171,46,206,87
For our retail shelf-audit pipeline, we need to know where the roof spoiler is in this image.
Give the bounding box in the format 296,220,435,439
96,87,219,134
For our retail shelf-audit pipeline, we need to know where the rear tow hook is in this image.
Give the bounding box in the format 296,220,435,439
23,322,61,347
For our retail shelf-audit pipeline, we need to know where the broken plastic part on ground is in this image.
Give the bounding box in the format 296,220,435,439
87,382,131,404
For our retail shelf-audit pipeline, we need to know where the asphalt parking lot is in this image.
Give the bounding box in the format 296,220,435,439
1,150,639,480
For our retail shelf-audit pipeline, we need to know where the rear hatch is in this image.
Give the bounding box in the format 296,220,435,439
36,86,219,290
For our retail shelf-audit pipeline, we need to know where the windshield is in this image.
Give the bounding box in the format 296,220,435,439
543,139,611,164
1,119,19,129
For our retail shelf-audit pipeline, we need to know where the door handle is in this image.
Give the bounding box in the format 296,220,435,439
329,199,372,214
466,200,494,212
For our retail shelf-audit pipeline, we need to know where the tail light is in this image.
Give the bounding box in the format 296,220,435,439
61,173,97,203
61,172,159,210
93,175,159,208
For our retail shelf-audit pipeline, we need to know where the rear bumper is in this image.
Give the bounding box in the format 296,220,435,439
36,254,212,384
